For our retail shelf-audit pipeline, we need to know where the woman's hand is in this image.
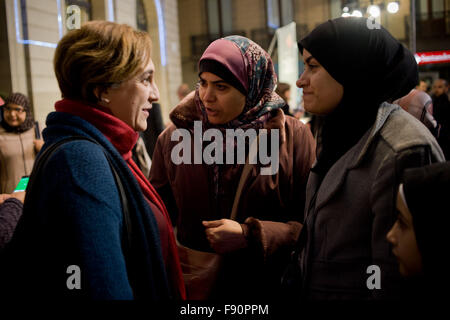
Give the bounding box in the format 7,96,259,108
203,219,247,254
11,191,26,203
0,194,12,205
0,191,25,204
34,139,44,153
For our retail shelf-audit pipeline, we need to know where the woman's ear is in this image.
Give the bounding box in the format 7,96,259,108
94,88,110,104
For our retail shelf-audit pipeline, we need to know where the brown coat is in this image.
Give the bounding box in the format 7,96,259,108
0,125,36,193
150,94,315,299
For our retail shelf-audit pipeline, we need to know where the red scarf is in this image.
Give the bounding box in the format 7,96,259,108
55,99,186,299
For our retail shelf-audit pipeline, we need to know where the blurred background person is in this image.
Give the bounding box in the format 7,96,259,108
141,102,165,160
132,134,153,178
150,35,315,300
431,79,450,159
293,105,306,121
416,80,428,92
0,96,4,121
177,83,190,101
387,162,450,300
0,92,43,194
1,21,185,300
394,89,438,136
275,82,293,116
132,102,166,178
292,17,444,300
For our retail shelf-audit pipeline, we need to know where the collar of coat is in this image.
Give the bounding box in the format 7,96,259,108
310,102,399,172
169,91,287,145
308,102,444,214
312,101,442,172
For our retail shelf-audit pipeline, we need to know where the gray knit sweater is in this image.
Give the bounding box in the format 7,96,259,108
0,198,23,249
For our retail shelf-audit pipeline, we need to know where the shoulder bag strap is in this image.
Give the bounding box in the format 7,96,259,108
230,135,259,221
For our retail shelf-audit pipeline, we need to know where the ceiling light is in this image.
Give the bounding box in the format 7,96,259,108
367,5,381,18
351,10,363,18
387,2,399,14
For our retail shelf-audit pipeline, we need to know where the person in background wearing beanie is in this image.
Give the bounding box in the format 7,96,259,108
0,92,43,194
387,162,450,300
290,17,445,300
150,35,316,299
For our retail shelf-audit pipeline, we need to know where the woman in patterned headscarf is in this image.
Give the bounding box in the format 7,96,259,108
150,36,316,299
0,92,43,194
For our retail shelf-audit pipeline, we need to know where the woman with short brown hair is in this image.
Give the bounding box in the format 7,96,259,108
2,21,185,300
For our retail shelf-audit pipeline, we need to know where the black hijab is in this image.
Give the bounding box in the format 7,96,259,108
298,17,418,178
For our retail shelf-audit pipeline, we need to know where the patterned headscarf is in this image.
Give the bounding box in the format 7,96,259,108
195,35,285,197
1,92,35,133
195,35,285,131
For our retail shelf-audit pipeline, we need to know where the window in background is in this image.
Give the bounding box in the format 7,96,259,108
266,0,294,29
206,0,233,37
136,0,148,31
432,0,444,18
267,0,280,29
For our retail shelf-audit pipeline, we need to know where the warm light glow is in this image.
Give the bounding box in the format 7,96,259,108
351,10,363,17
387,2,399,14
342,12,351,17
343,6,349,13
367,5,381,18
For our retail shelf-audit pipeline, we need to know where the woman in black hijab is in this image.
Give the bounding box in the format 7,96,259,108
294,17,445,300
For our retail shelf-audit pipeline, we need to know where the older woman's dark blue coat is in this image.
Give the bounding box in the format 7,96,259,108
1,111,171,300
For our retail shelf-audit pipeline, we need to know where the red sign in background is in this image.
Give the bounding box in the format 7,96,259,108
415,50,450,65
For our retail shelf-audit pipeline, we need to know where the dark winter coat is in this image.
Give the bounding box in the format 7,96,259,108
298,103,445,300
150,95,316,299
0,111,171,300
0,198,23,249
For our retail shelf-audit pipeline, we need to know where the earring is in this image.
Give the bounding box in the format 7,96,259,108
102,97,110,103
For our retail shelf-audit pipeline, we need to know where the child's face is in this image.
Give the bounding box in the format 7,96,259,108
386,190,423,277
